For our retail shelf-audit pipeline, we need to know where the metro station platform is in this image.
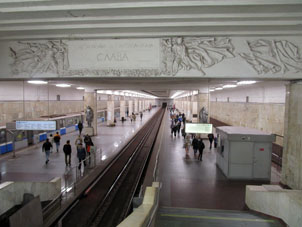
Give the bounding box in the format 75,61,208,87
155,111,283,226
0,108,158,185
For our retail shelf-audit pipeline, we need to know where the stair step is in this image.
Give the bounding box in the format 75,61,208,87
156,207,283,227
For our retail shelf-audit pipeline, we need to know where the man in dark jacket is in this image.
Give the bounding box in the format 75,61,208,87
77,143,86,170
208,133,214,149
42,138,52,164
192,136,199,154
198,138,205,161
78,121,83,135
63,140,72,166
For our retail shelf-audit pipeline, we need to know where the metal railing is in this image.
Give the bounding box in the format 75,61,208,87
43,146,100,222
62,147,98,195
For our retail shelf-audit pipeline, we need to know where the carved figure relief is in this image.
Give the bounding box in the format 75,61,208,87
161,37,235,76
85,106,94,127
199,107,208,123
240,39,302,74
10,40,69,76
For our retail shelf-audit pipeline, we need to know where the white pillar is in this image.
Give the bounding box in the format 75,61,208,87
107,95,115,126
128,100,133,116
84,90,97,136
120,96,126,120
282,81,302,189
134,99,139,113
139,100,142,112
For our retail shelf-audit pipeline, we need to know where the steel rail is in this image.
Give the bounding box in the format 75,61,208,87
56,108,164,227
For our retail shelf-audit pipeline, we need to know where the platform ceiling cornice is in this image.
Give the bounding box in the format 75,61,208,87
0,0,301,40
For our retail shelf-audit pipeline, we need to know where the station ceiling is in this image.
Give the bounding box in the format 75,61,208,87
0,0,301,40
0,0,299,98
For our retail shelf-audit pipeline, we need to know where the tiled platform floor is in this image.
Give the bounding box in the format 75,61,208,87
156,111,281,211
0,108,159,184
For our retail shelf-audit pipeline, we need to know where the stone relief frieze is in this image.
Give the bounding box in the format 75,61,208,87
161,37,235,76
10,40,69,76
240,39,302,74
8,37,301,78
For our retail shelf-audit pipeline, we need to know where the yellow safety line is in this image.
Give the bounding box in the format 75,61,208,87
160,214,275,223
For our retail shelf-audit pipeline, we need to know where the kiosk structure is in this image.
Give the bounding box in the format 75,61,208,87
216,126,276,180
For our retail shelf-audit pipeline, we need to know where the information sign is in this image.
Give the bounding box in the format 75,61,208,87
185,123,213,134
16,121,56,131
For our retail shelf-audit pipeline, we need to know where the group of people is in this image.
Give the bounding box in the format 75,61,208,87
42,125,94,170
170,109,218,161
130,112,144,122
170,111,186,138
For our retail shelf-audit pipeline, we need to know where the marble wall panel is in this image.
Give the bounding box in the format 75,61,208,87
210,102,285,146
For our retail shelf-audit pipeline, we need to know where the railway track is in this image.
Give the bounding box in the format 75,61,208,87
57,107,165,227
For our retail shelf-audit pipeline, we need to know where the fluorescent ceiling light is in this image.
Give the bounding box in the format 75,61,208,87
56,84,71,87
209,89,215,92
171,91,184,99
237,81,257,85
215,87,223,90
27,80,48,85
76,87,85,90
223,84,237,88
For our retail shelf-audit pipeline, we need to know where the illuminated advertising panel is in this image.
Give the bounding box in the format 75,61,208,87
185,123,213,134
16,121,56,131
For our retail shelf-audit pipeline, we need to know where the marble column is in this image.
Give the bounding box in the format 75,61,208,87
197,92,210,123
192,95,198,123
128,100,133,116
281,81,302,189
186,96,191,121
84,90,97,136
134,99,139,114
107,95,115,126
120,96,126,120
139,100,142,112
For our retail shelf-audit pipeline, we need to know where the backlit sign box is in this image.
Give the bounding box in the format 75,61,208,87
16,121,56,131
185,123,213,134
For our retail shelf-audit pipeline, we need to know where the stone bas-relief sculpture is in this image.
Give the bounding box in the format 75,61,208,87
199,107,208,123
8,37,301,78
240,39,302,74
161,37,235,76
85,106,94,127
9,37,235,77
10,40,69,76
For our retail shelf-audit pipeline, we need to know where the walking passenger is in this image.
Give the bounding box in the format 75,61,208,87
184,134,191,156
42,138,52,164
208,133,214,149
176,121,181,136
75,135,83,147
53,132,61,152
192,135,199,154
78,121,83,135
49,133,54,153
77,143,86,170
140,112,143,120
63,140,72,166
198,138,205,161
214,134,218,148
